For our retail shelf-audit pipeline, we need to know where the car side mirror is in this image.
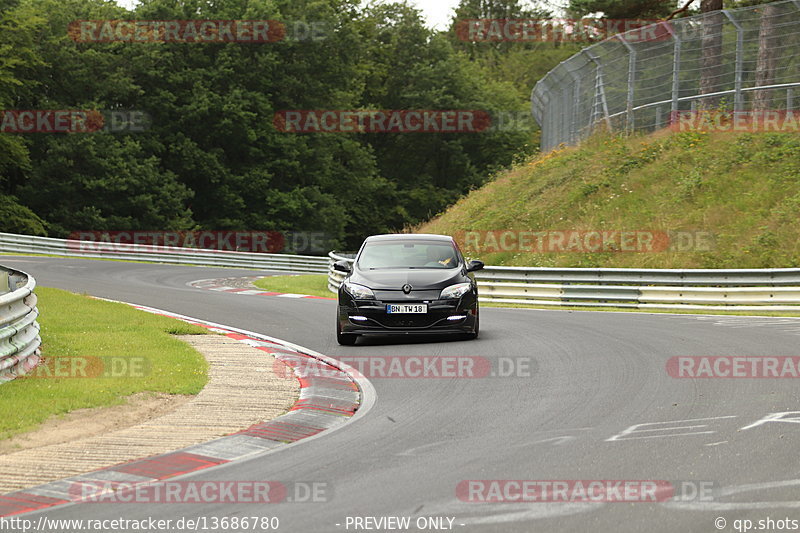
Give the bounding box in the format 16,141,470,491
466,260,484,272
333,260,352,273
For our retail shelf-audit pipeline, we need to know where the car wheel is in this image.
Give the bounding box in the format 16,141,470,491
336,316,358,346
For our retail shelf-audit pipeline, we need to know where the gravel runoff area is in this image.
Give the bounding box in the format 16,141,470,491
0,334,299,494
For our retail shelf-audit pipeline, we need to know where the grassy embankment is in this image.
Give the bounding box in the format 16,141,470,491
416,130,800,269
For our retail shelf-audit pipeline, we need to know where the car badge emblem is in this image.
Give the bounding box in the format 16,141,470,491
402,284,412,294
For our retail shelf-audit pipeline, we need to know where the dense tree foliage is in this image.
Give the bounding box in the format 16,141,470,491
566,0,776,19
0,0,587,248
568,0,678,19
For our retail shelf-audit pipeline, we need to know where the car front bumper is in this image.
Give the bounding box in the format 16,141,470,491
338,294,478,336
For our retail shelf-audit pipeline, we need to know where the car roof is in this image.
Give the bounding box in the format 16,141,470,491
364,233,454,243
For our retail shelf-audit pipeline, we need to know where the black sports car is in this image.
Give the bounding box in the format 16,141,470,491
334,234,483,345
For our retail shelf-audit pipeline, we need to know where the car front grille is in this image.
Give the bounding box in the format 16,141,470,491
372,314,443,328
372,290,441,300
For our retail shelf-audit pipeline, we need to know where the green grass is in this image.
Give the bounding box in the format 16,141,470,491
253,274,333,298
416,129,800,269
0,287,209,440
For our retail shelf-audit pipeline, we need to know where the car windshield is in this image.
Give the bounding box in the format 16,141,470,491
357,241,459,270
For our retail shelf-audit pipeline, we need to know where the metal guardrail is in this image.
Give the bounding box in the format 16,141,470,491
4,230,799,312
0,232,329,273
532,0,800,151
0,266,41,383
327,252,800,311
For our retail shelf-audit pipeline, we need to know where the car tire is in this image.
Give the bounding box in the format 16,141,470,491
336,317,358,346
465,308,479,340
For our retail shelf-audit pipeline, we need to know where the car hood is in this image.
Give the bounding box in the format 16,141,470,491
349,267,467,291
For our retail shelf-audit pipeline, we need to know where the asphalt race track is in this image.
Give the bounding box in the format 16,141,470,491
4,255,800,533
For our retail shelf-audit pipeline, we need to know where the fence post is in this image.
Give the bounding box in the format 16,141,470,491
571,78,581,143
583,49,612,133
562,86,571,146
542,90,552,151
722,10,744,112
660,21,682,122
563,60,583,144
618,35,637,132
544,94,552,151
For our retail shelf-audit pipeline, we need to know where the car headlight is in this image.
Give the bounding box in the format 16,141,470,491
343,281,375,299
440,282,472,300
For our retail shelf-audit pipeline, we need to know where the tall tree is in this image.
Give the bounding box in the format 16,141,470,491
0,0,42,194
449,0,551,59
568,0,677,19
753,2,779,111
453,0,538,19
363,3,533,224
698,0,723,110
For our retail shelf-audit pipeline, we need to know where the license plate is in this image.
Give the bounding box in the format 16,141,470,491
386,304,427,314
